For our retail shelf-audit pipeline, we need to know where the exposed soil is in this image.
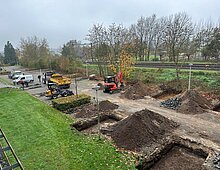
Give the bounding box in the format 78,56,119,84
213,102,220,112
177,90,212,114
150,146,206,170
110,109,178,152
67,100,119,118
82,119,117,134
99,100,119,111
121,81,159,100
179,90,212,109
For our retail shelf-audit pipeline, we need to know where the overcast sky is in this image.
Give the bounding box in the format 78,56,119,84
0,0,220,51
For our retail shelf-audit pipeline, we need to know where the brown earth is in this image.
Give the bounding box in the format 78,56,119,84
179,90,212,109
121,81,159,100
110,109,178,152
150,146,206,170
177,90,212,114
73,100,119,118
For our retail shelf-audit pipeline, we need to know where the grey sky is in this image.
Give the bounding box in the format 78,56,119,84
0,0,220,51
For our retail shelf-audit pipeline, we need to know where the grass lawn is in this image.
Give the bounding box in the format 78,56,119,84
128,67,220,90
0,88,135,170
87,64,220,90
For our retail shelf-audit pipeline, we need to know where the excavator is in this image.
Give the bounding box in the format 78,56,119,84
45,83,74,99
103,71,124,94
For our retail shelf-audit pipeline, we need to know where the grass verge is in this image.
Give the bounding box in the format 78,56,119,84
0,88,135,170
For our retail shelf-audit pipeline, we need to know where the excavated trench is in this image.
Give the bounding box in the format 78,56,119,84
70,100,125,133
71,112,124,132
69,101,219,169
213,102,220,112
136,137,214,170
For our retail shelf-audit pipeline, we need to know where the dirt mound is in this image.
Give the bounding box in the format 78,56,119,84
179,90,212,109
74,100,118,118
99,100,119,111
121,81,156,100
177,99,204,114
110,109,178,152
176,90,212,114
74,104,98,118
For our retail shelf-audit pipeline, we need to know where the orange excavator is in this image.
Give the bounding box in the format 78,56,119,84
103,71,124,94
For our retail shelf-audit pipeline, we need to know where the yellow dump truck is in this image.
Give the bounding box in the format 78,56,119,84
48,74,71,89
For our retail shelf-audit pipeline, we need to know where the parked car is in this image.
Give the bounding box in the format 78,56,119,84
8,71,22,79
13,75,34,86
42,71,56,84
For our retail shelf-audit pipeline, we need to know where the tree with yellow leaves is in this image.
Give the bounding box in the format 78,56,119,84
110,44,135,78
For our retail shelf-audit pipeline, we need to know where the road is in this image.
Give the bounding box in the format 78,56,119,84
2,66,220,152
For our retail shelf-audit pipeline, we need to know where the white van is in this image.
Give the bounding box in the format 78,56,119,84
13,75,34,85
9,71,22,79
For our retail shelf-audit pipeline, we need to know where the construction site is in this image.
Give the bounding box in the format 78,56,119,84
0,65,220,170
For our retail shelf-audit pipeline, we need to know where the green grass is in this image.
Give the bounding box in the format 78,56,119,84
0,89,135,170
130,67,220,90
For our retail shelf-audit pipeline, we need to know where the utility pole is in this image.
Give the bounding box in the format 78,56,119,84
188,63,193,90
75,74,78,97
86,62,89,78
95,86,101,139
90,43,93,62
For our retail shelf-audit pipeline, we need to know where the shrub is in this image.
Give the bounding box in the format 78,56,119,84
0,71,10,75
52,94,91,111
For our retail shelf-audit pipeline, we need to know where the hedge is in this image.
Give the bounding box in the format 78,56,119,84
52,94,91,111
0,71,10,75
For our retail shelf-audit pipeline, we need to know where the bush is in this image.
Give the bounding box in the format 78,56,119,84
0,71,10,75
52,94,91,111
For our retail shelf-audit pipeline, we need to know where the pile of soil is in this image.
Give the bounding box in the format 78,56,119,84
121,81,158,100
74,100,119,118
110,109,178,152
150,146,206,170
99,100,119,111
177,90,212,114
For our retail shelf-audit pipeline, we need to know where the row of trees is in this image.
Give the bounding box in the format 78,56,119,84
87,12,220,78
88,13,220,63
0,37,84,74
18,37,83,73
1,12,219,79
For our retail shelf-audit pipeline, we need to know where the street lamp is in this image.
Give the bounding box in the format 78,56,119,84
73,74,78,97
188,63,193,90
85,62,89,78
95,85,101,139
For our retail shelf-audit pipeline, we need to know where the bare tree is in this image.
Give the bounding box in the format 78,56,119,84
163,12,194,81
152,16,167,60
143,14,157,60
87,24,109,76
